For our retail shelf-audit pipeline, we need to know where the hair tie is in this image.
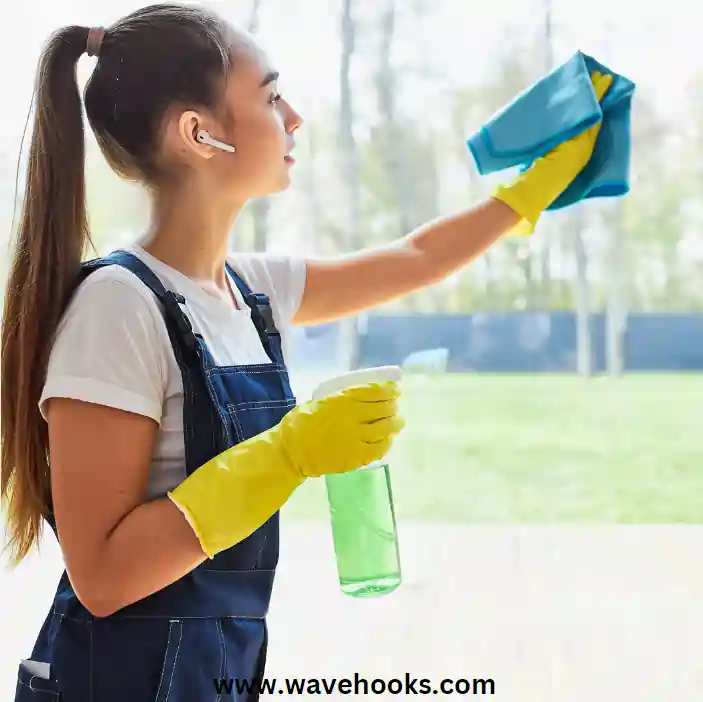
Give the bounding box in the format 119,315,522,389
86,27,106,57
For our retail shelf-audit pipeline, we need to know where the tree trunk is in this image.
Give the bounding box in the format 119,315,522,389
538,0,554,307
538,225,553,307
601,22,626,376
572,211,592,376
605,202,626,375
248,0,270,252
375,0,413,236
247,0,262,32
339,0,362,369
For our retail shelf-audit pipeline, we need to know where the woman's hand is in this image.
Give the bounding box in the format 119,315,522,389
491,71,614,235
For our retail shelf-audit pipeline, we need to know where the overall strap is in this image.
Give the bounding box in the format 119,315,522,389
44,250,210,532
225,262,284,365
79,250,201,358
75,250,227,469
76,251,285,368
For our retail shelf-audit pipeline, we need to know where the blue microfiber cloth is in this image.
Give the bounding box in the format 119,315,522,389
466,50,636,210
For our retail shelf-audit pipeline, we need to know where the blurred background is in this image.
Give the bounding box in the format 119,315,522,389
2,1,703,700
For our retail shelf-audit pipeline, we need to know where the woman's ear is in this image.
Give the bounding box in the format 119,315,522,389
171,110,217,160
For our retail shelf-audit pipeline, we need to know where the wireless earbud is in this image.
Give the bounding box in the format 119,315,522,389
196,130,235,153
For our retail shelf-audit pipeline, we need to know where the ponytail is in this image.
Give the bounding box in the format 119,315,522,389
1,26,94,564
2,3,236,564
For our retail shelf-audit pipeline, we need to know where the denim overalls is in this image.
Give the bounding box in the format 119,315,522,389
15,250,295,701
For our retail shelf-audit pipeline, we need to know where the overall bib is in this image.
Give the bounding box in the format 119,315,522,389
15,250,295,701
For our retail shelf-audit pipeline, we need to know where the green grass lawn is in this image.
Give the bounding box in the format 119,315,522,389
284,373,703,523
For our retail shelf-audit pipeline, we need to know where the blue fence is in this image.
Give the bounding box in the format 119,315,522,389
289,312,703,372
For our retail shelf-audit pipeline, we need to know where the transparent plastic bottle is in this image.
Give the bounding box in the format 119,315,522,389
312,366,403,598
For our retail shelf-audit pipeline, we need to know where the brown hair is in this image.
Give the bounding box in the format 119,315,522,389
1,3,233,564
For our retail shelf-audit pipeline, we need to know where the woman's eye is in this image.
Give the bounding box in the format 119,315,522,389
269,92,282,104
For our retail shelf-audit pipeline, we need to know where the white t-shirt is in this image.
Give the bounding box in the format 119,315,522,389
39,244,307,499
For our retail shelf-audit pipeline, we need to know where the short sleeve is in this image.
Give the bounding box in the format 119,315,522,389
262,255,307,323
39,273,169,424
228,254,307,326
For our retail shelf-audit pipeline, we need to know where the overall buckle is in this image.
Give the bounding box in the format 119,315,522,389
162,291,199,354
247,294,279,339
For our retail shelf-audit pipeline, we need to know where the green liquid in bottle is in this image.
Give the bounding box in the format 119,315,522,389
325,461,402,598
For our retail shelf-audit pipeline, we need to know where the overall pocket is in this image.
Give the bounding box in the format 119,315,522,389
15,660,61,700
30,616,226,701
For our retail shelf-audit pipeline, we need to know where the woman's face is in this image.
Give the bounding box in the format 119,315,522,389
210,30,303,199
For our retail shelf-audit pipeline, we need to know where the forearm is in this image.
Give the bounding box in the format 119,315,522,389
401,197,521,284
78,496,206,617
296,197,521,324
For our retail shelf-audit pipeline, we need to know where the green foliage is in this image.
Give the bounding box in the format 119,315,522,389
84,141,148,255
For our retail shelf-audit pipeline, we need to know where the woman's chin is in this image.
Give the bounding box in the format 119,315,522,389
271,171,293,193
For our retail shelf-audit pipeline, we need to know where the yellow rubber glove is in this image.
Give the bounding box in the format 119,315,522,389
492,71,614,235
168,381,404,558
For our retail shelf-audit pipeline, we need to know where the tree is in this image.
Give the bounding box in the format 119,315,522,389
247,0,270,253
338,0,363,367
84,140,148,255
570,208,593,376
618,97,685,310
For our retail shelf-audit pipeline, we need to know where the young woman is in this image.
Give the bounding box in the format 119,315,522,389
0,4,611,700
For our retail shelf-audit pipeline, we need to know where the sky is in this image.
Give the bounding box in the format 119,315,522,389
0,0,695,255
0,0,696,148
